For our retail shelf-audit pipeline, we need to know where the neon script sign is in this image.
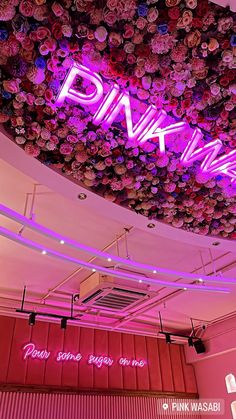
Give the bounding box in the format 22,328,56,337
22,343,146,368
55,63,236,184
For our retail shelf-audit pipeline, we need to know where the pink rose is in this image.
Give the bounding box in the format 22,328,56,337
185,30,201,48
186,0,197,9
21,37,34,51
24,143,40,157
19,0,36,17
109,32,122,47
67,135,78,144
75,151,88,163
60,143,73,155
103,10,116,26
33,5,48,21
94,26,107,42
177,10,193,29
36,27,51,40
136,17,147,30
123,24,134,39
107,0,119,10
0,112,9,123
3,79,20,93
147,7,158,23
52,1,64,16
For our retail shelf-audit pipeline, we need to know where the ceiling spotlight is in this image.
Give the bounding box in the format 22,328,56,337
92,268,96,272
188,337,194,347
60,240,65,245
139,279,142,283
107,257,112,262
41,250,47,255
198,278,204,283
147,223,155,229
78,193,87,200
29,312,36,326
183,287,187,291
153,270,157,274
61,317,67,329
165,333,171,344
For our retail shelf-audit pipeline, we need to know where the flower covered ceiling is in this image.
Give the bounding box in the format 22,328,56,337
0,0,236,239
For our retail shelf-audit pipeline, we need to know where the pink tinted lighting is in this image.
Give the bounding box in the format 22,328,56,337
55,63,236,183
23,343,50,360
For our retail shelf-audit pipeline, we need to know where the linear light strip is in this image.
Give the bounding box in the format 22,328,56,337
0,203,235,284
0,226,229,293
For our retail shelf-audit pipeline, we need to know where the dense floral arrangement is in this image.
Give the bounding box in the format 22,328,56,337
0,0,236,238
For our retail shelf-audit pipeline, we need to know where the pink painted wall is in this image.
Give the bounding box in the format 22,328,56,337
185,317,236,419
194,351,236,419
0,315,197,395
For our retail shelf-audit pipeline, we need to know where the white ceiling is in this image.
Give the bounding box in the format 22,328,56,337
0,157,236,337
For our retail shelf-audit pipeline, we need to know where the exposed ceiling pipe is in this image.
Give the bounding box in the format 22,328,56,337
110,252,234,330
39,240,233,302
40,227,134,302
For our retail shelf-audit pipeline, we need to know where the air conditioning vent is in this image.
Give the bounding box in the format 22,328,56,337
78,272,153,313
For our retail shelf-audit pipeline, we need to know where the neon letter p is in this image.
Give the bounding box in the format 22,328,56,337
55,63,104,106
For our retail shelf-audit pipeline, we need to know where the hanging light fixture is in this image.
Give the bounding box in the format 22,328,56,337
29,312,36,326
60,317,67,329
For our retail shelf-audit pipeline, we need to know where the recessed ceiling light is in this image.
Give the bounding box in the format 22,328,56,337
78,193,87,200
139,279,142,283
183,287,187,291
60,240,65,245
147,223,155,229
153,270,157,274
198,278,204,283
41,250,47,255
92,268,96,272
107,257,112,262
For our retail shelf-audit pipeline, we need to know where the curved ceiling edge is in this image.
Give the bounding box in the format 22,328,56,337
0,131,235,252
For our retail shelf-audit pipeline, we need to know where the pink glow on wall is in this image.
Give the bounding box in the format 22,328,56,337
55,62,236,184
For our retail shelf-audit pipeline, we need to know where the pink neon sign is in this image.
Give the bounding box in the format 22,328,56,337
55,62,236,184
23,343,50,360
22,343,146,368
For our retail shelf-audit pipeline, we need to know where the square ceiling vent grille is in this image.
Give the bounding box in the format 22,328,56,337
80,286,149,312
